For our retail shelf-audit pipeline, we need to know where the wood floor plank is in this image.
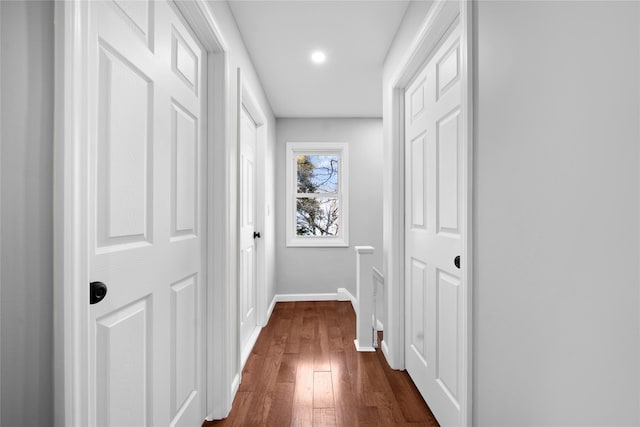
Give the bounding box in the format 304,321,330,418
276,353,298,383
329,351,358,427
266,382,295,427
291,324,315,426
370,390,398,426
206,301,439,427
313,408,337,426
237,348,263,392
313,312,331,371
285,302,304,354
313,371,334,408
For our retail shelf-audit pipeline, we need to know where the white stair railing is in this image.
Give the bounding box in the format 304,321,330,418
372,266,384,349
354,246,376,352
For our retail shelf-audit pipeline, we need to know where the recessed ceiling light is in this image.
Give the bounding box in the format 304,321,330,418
311,51,326,64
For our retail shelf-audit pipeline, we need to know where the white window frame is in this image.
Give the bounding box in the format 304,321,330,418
286,142,349,247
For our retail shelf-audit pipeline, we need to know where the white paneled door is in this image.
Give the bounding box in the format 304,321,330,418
239,106,259,362
404,23,463,426
88,1,206,425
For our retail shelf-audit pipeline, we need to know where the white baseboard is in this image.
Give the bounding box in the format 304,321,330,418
336,287,357,312
241,326,261,369
231,372,240,400
381,340,392,365
266,294,277,323
353,338,376,352
274,292,338,302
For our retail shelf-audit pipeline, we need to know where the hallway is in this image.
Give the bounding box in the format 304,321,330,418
4,1,640,425
206,301,438,426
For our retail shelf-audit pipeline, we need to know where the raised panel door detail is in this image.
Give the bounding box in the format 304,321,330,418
410,258,427,360
170,275,198,422
97,43,153,251
241,247,255,321
172,27,198,93
112,0,153,49
411,134,427,229
436,109,460,236
171,101,198,238
243,157,255,227
96,297,152,427
410,78,426,121
437,42,459,99
436,270,460,408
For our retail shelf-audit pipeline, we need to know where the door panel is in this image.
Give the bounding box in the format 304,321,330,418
172,29,199,92
410,134,427,229
410,258,427,359
96,298,151,427
96,43,153,249
436,43,460,99
171,102,198,237
88,2,206,425
436,270,460,405
436,110,460,235
405,24,462,426
239,107,259,355
410,77,426,119
112,0,152,44
170,275,197,415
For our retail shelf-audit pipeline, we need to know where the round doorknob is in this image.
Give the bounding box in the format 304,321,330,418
90,281,108,304
454,256,460,269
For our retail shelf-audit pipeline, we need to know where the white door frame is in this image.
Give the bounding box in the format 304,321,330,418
53,1,235,424
382,0,473,425
236,68,269,373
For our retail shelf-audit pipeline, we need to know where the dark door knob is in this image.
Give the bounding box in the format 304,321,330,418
253,231,261,239
454,256,460,269
90,281,108,304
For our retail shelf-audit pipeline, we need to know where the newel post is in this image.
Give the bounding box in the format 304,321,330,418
354,246,376,352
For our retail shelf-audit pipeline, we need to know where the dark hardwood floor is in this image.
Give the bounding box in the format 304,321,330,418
204,300,439,426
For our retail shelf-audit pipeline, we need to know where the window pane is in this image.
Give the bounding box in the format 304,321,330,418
296,154,339,193
296,198,339,236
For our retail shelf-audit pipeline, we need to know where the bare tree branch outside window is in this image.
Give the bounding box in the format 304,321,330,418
296,155,340,236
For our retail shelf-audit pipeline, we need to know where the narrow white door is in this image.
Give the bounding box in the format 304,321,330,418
87,1,206,425
239,106,259,362
404,24,463,426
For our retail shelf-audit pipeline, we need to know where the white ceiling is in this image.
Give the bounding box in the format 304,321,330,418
227,1,410,118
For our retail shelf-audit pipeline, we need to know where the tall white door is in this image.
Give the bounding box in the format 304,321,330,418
239,106,259,361
87,1,206,425
404,24,463,426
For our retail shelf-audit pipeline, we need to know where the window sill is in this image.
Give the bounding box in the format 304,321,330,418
286,240,349,248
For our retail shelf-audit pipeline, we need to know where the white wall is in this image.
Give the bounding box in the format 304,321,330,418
0,1,54,425
473,1,639,424
275,118,383,304
203,0,277,391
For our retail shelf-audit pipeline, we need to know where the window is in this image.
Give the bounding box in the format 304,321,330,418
286,142,349,247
